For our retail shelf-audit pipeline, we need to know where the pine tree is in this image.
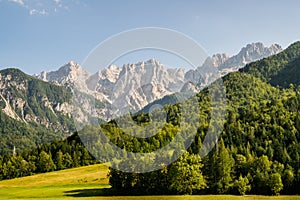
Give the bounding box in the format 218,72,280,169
55,151,64,170
215,139,234,194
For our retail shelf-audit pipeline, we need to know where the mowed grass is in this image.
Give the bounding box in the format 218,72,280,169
0,164,299,200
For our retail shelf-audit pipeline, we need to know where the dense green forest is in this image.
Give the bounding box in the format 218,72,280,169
1,42,300,196
0,133,97,180
240,41,300,87
107,72,300,196
106,42,300,196
0,110,67,155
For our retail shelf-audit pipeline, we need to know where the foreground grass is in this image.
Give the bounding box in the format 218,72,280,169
0,164,109,187
0,164,110,200
0,164,299,200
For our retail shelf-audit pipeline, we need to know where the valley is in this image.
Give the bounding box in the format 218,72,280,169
0,41,299,197
2,1,300,199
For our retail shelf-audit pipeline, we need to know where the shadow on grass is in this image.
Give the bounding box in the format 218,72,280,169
64,188,165,197
64,188,115,197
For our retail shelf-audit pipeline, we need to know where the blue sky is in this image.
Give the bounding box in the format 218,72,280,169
1,0,300,74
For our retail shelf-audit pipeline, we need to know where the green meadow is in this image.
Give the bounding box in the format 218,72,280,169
0,164,299,200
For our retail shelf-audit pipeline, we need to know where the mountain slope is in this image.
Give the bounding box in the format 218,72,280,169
218,43,282,70
270,55,300,87
0,68,73,127
240,41,300,87
0,68,76,154
185,42,282,87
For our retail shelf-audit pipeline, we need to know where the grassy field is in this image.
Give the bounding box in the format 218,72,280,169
0,164,299,200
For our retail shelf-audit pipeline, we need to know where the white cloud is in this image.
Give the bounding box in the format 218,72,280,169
6,0,75,16
29,9,47,16
9,0,24,6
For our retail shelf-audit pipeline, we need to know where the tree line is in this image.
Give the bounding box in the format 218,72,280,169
0,133,97,180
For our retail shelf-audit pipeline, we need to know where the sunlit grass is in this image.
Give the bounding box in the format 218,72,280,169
0,164,299,200
0,164,109,187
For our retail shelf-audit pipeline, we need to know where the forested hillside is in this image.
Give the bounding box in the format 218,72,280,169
0,68,75,154
107,42,300,195
240,41,300,87
107,72,300,196
2,71,299,195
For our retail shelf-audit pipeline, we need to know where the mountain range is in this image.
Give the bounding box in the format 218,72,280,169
34,42,282,120
0,42,287,154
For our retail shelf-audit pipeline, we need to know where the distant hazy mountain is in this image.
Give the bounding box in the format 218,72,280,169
34,42,282,119
219,43,282,70
240,41,300,88
185,42,282,87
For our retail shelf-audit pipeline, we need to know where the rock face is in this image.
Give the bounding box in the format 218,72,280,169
99,59,186,117
34,61,90,92
0,68,74,131
35,42,282,120
185,42,282,87
35,61,90,85
218,43,282,71
86,59,186,119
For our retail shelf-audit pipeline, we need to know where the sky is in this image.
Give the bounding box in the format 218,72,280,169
1,0,300,74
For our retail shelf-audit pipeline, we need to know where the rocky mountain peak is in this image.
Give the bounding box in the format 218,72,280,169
218,42,282,70
62,61,84,73
269,44,282,54
34,61,90,87
98,64,121,83
93,59,186,117
34,42,283,120
239,42,278,60
201,53,230,69
147,58,160,65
